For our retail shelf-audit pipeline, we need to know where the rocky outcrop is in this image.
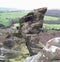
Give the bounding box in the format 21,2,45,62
19,7,47,55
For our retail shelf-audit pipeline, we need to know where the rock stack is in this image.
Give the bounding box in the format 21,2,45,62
19,7,47,55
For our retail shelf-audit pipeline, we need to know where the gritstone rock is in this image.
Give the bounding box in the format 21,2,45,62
19,7,47,55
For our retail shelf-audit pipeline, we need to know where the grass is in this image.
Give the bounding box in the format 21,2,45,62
0,11,28,27
43,24,60,29
0,11,28,19
44,16,60,29
44,16,60,20
0,18,9,26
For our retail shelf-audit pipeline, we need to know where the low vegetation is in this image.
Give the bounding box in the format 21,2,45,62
0,11,28,27
44,16,60,20
10,44,29,62
43,24,60,29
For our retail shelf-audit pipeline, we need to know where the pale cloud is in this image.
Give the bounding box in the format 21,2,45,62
0,0,60,10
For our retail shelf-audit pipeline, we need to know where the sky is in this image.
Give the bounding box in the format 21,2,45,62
0,0,60,10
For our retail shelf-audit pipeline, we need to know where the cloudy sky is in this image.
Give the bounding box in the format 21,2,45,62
0,0,60,10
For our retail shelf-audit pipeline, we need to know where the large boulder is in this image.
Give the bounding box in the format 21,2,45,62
46,37,60,48
24,37,60,62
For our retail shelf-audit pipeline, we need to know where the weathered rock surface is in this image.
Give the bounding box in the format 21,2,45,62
20,7,47,34
19,7,47,55
24,37,60,62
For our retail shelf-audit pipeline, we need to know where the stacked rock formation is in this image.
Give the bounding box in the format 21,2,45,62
19,7,47,55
